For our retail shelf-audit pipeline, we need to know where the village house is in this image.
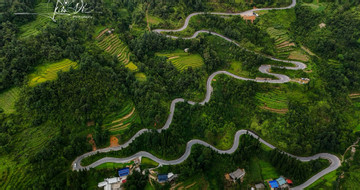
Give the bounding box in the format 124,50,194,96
226,168,246,183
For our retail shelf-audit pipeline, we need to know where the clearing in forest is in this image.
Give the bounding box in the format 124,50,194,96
96,29,138,71
256,90,288,113
135,72,147,81
28,59,78,87
109,136,119,147
0,87,20,114
102,103,140,135
19,3,54,38
156,49,204,71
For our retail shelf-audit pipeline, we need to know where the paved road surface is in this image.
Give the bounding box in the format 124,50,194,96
72,1,341,189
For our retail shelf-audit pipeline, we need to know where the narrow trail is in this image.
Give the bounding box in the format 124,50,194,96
72,1,341,189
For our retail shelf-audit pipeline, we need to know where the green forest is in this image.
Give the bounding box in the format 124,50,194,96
1,0,360,189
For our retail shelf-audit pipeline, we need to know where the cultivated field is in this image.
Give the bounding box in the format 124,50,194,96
135,72,147,81
0,87,20,114
28,59,78,87
102,103,141,135
256,90,288,113
156,50,204,71
96,29,138,71
19,3,54,38
267,27,295,58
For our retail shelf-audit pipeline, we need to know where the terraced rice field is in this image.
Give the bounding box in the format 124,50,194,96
0,87,20,114
266,27,296,59
19,3,54,38
96,29,138,71
102,104,140,135
28,59,78,87
156,50,204,71
256,90,288,113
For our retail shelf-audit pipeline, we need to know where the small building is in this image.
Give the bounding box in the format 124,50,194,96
255,183,265,189
184,48,189,53
276,177,286,186
286,179,293,185
276,177,288,188
158,174,168,183
98,177,121,190
228,168,246,183
319,23,326,28
118,167,130,177
268,180,279,189
157,173,177,183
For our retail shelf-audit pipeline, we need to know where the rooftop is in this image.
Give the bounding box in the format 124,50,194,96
229,169,246,180
269,180,279,188
276,177,286,186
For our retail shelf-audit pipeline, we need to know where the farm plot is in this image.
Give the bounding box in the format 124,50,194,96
102,103,141,135
19,3,54,38
0,87,20,114
156,50,204,71
28,59,78,87
266,27,297,59
256,90,288,113
96,29,138,71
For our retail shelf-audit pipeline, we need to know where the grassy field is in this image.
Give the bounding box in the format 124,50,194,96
146,15,163,25
19,3,54,38
135,72,147,82
140,157,158,169
102,103,141,135
28,59,78,87
0,87,20,114
156,50,204,71
96,29,138,71
256,89,288,110
306,170,337,190
249,157,279,183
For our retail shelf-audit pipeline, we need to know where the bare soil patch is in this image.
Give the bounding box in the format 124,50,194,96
349,93,360,98
87,134,97,151
241,15,256,23
260,106,288,114
288,51,309,62
168,56,180,60
109,136,119,147
87,121,95,127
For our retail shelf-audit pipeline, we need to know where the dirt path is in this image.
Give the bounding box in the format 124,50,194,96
111,107,136,124
349,93,360,98
260,105,288,114
341,138,359,163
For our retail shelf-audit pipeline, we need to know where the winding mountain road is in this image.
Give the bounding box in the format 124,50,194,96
72,1,341,189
